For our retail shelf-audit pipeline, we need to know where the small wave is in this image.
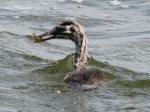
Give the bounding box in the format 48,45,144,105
109,0,129,8
1,6,33,10
0,107,17,112
72,0,84,4
110,0,121,6
0,7,12,10
64,17,77,21
13,16,20,19
12,6,33,10
58,0,84,4
40,2,48,6
58,0,66,2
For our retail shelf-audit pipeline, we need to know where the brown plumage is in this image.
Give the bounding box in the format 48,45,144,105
65,68,106,90
33,19,106,90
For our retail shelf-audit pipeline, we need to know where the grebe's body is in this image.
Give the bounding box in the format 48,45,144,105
33,19,106,89
65,68,106,90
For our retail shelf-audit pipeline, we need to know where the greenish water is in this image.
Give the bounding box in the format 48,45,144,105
31,53,149,91
0,31,150,112
26,54,150,111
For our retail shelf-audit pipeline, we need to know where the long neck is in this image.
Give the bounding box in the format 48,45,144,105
74,33,88,71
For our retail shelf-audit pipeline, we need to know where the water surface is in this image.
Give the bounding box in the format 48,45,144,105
0,0,150,112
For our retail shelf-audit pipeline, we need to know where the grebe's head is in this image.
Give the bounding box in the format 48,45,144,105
37,19,86,44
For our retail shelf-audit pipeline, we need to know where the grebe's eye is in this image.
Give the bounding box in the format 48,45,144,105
55,26,66,32
70,27,75,32
56,26,60,29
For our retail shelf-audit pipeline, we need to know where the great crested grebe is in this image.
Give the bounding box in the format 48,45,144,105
33,19,106,89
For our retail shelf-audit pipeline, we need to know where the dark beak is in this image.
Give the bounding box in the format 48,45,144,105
32,25,71,43
32,27,58,43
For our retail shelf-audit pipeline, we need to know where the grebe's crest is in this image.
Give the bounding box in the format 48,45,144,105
50,19,86,40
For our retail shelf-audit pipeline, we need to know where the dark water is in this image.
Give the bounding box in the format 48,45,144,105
0,0,150,112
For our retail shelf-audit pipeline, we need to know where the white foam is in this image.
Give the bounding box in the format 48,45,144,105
109,0,129,8
50,6,58,10
110,0,121,6
13,16,20,19
121,4,129,8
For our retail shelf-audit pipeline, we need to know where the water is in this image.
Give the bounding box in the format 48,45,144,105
0,0,150,112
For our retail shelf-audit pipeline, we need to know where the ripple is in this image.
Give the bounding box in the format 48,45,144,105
0,107,17,112
72,0,85,4
109,0,129,8
110,0,122,6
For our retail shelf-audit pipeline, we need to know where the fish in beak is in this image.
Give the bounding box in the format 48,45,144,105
32,24,72,43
